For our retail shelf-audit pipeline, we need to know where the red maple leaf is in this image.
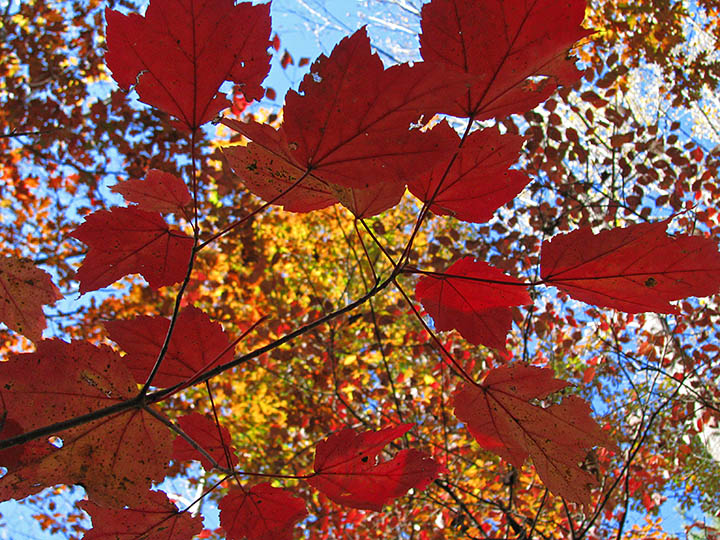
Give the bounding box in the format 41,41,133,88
540,220,720,313
172,412,238,470
80,490,202,540
408,123,531,223
0,418,53,473
0,340,172,507
0,256,62,342
222,132,336,213
330,181,406,218
105,306,234,387
71,207,194,293
223,120,405,217
414,257,531,350
105,0,271,130
306,424,444,511
111,169,192,215
223,28,466,193
420,0,589,119
219,483,307,540
453,364,615,504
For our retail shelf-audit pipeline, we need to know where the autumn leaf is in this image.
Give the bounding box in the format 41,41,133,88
329,181,406,219
223,27,465,192
172,412,238,470
0,256,61,342
0,418,53,473
105,0,271,130
222,133,337,213
0,340,172,507
540,220,720,313
105,306,234,387
414,257,531,350
223,122,405,217
453,364,615,504
71,207,194,293
111,169,192,215
306,424,444,511
408,122,531,223
219,483,307,540
420,0,590,119
80,490,202,540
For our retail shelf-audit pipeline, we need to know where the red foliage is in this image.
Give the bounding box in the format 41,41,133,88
307,424,444,510
71,207,194,293
0,256,61,342
219,483,307,540
111,169,192,215
541,220,720,313
2,0,719,537
453,365,616,504
172,412,238,470
415,257,531,350
105,0,271,130
80,490,202,540
105,306,234,387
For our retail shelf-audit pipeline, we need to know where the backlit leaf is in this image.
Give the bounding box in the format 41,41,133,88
408,123,531,223
111,169,192,215
0,256,61,342
541,221,720,313
420,0,589,119
454,364,615,504
414,257,531,349
0,340,172,507
172,412,238,470
105,0,271,130
223,28,464,192
71,207,194,293
105,306,234,387
307,424,444,511
219,483,307,540
80,490,202,540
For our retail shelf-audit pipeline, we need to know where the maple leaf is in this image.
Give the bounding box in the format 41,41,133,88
105,306,234,387
222,132,337,213
111,169,192,215
0,340,172,507
420,0,590,119
408,123,531,223
80,490,202,540
223,28,466,192
306,424,444,511
172,412,238,470
414,257,532,350
223,121,405,217
71,207,194,293
0,418,53,472
329,181,406,218
105,0,271,130
453,365,615,504
0,256,61,342
219,483,307,540
540,220,720,313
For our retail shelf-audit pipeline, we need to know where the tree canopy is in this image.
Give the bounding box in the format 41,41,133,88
1,0,720,538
